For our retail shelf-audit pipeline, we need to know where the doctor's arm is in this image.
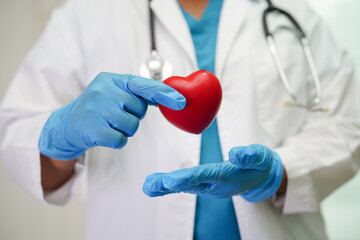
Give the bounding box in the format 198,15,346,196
268,1,360,214
143,144,287,201
41,156,77,191
242,1,360,212
38,71,186,192
0,0,186,202
0,0,87,205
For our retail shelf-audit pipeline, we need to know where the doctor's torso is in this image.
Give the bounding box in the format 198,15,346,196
34,0,336,239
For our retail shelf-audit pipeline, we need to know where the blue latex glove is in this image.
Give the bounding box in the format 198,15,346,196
143,144,284,202
39,73,186,160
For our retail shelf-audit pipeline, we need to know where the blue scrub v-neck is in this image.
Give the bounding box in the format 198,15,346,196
179,1,241,239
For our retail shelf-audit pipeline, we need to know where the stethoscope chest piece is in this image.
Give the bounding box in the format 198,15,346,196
140,50,172,81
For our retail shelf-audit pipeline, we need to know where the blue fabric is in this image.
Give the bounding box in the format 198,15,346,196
180,1,241,239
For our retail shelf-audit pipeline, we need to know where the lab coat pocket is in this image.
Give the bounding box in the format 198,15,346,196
251,42,309,144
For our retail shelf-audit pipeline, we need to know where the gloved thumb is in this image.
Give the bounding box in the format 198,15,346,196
126,75,186,110
228,144,273,170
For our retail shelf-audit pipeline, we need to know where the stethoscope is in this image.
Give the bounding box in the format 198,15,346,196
140,0,327,112
139,0,172,81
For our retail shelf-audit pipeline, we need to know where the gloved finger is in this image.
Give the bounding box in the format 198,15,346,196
106,109,140,137
124,75,186,110
120,94,148,120
161,164,223,191
144,191,175,197
86,127,128,149
178,183,211,195
228,144,273,170
143,173,177,197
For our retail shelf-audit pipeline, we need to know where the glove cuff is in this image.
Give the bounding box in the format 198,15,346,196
38,103,87,160
241,151,284,202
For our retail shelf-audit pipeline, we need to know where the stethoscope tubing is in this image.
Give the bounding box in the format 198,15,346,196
145,0,325,111
148,0,156,52
262,0,323,109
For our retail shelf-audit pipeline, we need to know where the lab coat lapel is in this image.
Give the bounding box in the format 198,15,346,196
216,0,251,77
150,0,197,70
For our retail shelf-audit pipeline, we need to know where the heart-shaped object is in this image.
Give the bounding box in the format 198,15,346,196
159,70,222,134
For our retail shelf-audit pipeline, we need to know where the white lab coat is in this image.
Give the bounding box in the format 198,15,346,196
1,0,359,239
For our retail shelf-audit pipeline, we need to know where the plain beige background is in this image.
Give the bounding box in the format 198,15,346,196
0,0,359,239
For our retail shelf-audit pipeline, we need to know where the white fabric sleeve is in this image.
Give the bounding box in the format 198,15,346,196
0,0,86,205
44,156,87,206
271,0,360,214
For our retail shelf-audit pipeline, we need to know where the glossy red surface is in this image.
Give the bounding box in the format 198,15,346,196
159,70,222,134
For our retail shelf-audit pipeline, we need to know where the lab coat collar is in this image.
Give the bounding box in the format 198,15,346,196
216,0,251,77
151,0,251,77
150,0,198,70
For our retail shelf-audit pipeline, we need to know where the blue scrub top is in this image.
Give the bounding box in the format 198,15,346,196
179,0,241,239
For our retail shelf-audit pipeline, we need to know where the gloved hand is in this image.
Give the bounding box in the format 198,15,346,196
39,73,186,160
143,144,284,202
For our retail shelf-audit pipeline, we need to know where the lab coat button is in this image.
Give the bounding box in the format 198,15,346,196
180,161,195,169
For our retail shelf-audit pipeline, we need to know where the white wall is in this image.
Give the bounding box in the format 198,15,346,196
0,0,359,239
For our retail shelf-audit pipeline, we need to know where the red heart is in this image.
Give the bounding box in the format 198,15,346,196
159,70,222,134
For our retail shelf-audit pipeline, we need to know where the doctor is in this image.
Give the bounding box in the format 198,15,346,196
0,0,359,239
